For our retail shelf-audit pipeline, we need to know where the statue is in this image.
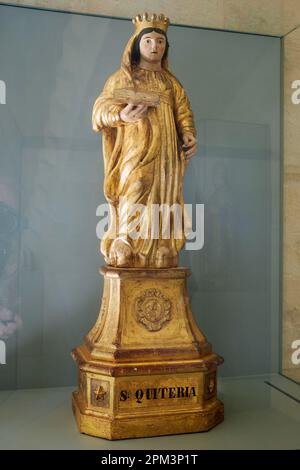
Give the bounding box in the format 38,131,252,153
92,13,197,268
72,13,224,440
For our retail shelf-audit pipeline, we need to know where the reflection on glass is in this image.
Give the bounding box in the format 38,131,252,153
0,5,281,389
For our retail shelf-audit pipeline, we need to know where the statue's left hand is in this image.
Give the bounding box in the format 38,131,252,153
182,133,197,160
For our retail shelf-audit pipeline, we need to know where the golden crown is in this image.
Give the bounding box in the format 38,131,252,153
132,13,170,34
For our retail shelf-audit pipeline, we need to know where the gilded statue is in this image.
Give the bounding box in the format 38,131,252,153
73,14,224,440
92,13,197,268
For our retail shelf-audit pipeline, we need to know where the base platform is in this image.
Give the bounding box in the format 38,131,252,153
72,266,224,440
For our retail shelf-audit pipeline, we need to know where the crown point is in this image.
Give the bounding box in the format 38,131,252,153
132,12,170,34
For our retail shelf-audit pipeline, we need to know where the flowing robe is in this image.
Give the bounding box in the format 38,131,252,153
92,65,196,267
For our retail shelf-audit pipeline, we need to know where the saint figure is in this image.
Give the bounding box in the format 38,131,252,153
92,13,197,268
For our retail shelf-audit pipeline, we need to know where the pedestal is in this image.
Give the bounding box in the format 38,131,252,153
72,266,224,440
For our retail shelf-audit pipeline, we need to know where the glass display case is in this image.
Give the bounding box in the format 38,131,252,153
0,2,298,450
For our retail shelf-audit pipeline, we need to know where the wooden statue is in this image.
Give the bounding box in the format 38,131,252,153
72,13,224,440
92,13,197,268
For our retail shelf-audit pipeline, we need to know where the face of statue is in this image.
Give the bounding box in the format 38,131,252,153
139,31,166,64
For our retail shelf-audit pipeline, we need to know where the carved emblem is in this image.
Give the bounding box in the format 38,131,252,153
94,385,107,401
208,377,215,393
90,379,110,408
135,288,172,331
204,371,216,398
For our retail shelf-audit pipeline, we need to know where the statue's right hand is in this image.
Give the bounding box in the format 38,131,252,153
120,103,148,123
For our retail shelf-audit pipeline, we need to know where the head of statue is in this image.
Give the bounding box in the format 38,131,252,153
131,27,169,67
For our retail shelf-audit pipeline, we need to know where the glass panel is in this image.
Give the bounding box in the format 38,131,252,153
0,5,281,389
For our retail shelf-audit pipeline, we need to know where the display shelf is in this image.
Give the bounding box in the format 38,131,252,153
0,374,299,450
